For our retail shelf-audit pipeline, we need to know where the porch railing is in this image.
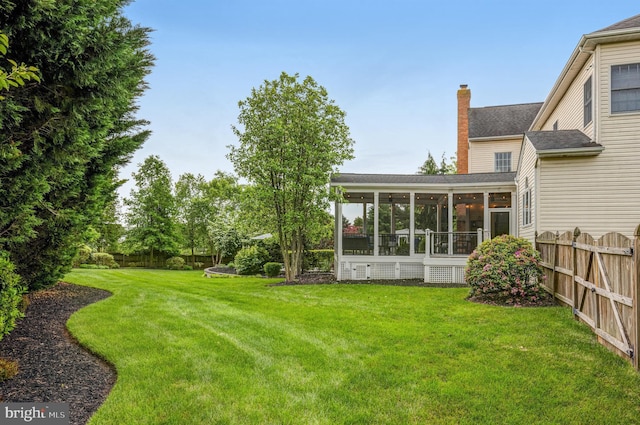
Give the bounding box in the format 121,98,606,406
342,229,490,257
426,229,488,257
378,233,410,256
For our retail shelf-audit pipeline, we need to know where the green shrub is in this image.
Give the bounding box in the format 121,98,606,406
193,262,204,269
91,252,118,268
183,265,193,271
303,249,334,272
263,262,282,278
72,244,92,267
226,262,235,269
234,246,269,275
166,256,186,270
79,264,109,269
0,253,26,338
465,235,550,306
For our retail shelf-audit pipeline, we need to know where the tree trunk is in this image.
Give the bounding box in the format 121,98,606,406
283,231,304,282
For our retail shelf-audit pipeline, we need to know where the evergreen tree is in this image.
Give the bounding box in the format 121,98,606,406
0,1,153,288
418,151,456,175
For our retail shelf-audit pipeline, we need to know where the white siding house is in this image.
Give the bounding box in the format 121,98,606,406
518,14,640,240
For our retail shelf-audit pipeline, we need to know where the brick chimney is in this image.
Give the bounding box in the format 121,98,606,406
457,84,470,174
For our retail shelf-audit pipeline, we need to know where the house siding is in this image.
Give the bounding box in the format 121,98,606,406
517,139,537,243
588,40,640,238
539,56,594,136
524,41,640,240
468,138,522,173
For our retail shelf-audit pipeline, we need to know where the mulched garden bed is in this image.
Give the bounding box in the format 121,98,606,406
0,282,116,425
274,272,469,288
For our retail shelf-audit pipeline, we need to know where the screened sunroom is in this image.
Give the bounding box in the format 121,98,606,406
331,173,517,283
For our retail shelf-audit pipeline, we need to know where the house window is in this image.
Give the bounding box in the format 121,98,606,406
584,76,592,126
494,152,511,173
611,63,640,113
522,189,532,226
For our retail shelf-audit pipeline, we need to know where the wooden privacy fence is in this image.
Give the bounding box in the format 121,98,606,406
536,227,640,370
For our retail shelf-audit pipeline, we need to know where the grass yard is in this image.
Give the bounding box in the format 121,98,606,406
64,269,640,424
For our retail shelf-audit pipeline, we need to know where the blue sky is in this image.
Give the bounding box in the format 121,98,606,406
120,1,639,195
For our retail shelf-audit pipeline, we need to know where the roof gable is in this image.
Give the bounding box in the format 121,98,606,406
469,103,543,139
592,14,640,33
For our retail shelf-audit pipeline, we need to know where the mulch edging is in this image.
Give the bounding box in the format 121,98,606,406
0,282,116,425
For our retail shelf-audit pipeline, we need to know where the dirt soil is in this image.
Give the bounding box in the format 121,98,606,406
0,282,115,425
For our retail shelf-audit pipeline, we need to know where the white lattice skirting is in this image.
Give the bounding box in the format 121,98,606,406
338,260,467,284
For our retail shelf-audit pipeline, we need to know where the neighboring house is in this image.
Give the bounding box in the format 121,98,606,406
331,14,640,282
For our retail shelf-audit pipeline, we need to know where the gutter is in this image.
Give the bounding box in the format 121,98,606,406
536,146,604,158
469,134,523,142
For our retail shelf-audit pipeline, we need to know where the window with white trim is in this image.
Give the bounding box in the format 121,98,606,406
584,76,592,126
611,63,640,113
494,152,511,173
522,189,531,226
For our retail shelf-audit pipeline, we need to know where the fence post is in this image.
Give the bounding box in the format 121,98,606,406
477,228,483,247
552,231,559,298
633,225,640,370
572,227,581,321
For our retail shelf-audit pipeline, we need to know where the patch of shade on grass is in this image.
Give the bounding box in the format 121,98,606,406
64,269,640,425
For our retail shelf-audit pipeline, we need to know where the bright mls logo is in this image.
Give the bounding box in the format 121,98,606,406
2,403,68,424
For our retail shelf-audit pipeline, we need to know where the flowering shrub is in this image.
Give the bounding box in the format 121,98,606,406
465,235,551,306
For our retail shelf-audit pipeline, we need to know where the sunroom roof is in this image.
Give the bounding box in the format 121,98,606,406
331,172,516,185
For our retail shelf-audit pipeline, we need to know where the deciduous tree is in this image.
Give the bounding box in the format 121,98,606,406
228,72,354,281
124,156,180,265
175,173,210,265
0,31,39,100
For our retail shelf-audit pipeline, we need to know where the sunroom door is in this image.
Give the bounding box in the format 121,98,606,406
490,210,511,239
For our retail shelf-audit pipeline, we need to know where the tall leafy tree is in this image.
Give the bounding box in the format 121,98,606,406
204,171,242,265
228,72,354,281
175,173,210,265
124,155,179,265
0,1,153,289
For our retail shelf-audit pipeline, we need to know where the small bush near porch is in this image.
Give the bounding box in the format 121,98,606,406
65,269,640,424
466,235,552,306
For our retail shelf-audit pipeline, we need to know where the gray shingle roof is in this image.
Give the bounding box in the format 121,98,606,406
331,172,516,185
525,130,603,152
592,14,640,33
469,102,543,139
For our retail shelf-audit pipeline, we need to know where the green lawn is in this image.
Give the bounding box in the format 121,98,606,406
64,269,640,425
